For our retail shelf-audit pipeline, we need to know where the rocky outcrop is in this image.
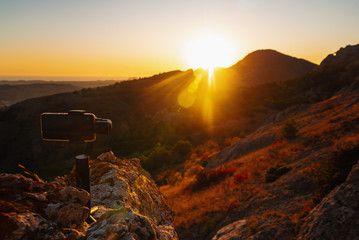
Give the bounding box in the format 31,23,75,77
212,220,248,240
87,151,178,240
320,44,359,67
209,160,359,240
0,151,178,240
0,173,90,239
298,161,359,240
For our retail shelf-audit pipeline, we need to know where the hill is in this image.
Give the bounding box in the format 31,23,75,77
160,44,359,239
0,80,117,107
229,49,317,86
0,83,81,107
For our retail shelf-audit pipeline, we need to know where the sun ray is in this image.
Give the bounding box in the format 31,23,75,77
183,32,236,127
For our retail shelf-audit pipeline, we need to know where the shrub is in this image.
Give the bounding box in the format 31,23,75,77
265,163,292,183
187,168,236,192
172,140,193,158
143,147,171,172
282,117,299,139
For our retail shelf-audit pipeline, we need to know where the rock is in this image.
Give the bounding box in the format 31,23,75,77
320,44,359,67
58,186,90,205
87,207,156,240
0,212,67,240
45,202,89,228
212,219,248,240
87,151,178,240
298,161,359,240
45,186,90,206
0,151,178,239
0,173,89,239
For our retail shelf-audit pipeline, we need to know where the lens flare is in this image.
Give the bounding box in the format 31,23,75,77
177,72,202,109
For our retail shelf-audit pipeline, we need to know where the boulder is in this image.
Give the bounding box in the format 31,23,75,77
0,151,178,239
212,220,248,240
87,151,178,240
0,173,89,239
298,161,359,239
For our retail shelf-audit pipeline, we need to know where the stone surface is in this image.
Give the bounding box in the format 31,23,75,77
0,173,89,239
212,220,248,240
209,160,359,240
87,151,178,240
298,161,359,240
0,152,178,239
320,44,359,67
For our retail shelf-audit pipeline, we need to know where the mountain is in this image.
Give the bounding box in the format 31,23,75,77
229,49,317,86
160,44,359,239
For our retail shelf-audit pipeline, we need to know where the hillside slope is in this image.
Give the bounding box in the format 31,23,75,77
160,44,359,239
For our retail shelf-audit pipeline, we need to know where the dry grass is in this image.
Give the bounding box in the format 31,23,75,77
160,135,311,238
160,92,359,239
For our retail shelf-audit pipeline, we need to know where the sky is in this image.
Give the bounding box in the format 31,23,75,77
0,0,358,80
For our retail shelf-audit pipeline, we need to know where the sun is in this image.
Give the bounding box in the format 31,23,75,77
185,33,237,71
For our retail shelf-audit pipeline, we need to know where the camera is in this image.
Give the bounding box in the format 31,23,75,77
41,110,112,142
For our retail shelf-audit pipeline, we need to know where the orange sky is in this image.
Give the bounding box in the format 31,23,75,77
1,0,358,80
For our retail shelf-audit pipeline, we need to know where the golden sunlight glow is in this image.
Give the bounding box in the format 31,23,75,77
177,71,216,128
177,72,202,108
185,33,237,71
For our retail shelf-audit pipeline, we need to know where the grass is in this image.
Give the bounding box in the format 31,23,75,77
160,142,300,239
159,91,359,239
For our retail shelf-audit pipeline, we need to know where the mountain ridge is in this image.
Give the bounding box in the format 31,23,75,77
229,49,317,86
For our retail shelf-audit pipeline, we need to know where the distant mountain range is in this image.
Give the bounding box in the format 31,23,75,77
0,80,117,107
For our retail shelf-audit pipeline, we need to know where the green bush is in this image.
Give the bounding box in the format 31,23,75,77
143,147,171,172
265,163,292,182
282,117,298,140
172,140,193,159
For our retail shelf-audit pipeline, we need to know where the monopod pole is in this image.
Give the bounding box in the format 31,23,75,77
75,154,91,209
